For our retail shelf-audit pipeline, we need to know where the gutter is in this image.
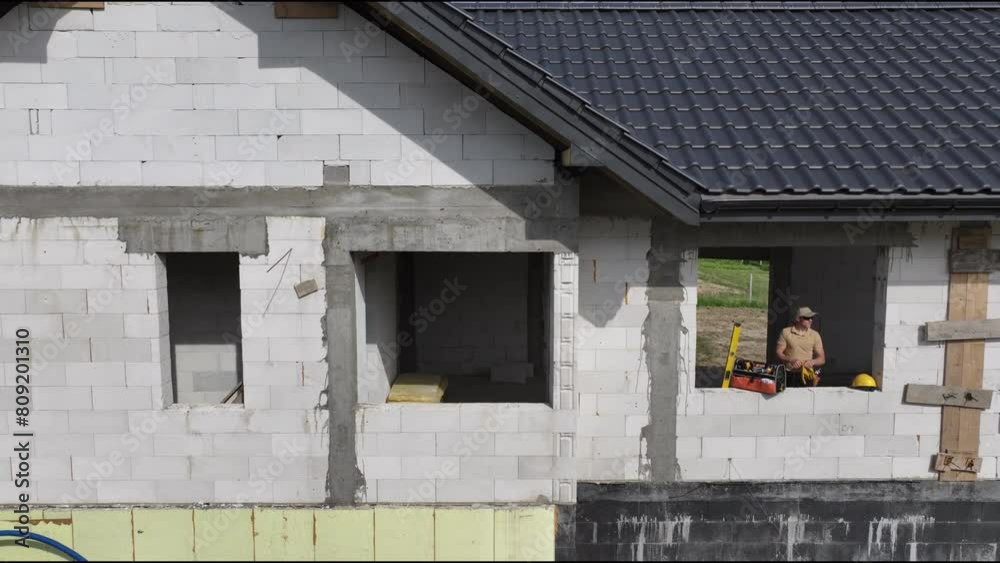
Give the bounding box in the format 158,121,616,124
701,195,1000,223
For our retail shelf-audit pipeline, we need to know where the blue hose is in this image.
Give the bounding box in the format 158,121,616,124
0,529,87,561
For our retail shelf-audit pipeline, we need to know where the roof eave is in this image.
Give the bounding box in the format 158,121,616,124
701,195,1000,223
350,1,703,225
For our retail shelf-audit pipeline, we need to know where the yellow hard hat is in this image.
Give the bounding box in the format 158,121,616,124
851,373,878,391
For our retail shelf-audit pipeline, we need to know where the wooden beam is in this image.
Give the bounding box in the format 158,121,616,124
939,226,991,482
950,248,1000,273
275,2,338,18
904,384,993,410
926,319,1000,342
935,453,982,474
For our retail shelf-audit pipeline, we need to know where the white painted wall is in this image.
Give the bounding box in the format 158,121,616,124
0,216,330,503
0,2,555,188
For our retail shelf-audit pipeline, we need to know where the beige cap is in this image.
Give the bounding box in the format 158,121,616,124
796,306,818,319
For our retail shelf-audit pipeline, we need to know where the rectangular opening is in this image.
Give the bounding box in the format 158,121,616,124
357,251,553,404
695,247,884,389
164,253,243,405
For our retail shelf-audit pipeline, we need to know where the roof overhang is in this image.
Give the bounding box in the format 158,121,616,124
701,195,1000,223
349,1,703,225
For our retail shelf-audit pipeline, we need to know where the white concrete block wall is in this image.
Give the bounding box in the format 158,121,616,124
574,217,651,482
359,252,398,405
356,252,578,503
356,403,568,504
674,222,1000,482
0,216,329,503
0,3,554,188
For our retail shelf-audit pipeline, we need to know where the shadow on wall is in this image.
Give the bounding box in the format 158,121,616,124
0,1,582,502
0,2,577,246
576,173,670,330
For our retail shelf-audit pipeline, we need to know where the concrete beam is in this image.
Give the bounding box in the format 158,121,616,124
120,216,268,256
327,218,576,254
577,480,1000,503
0,184,579,254
697,222,915,247
0,184,578,219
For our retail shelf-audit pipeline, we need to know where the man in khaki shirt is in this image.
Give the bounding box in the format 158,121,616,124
776,306,826,387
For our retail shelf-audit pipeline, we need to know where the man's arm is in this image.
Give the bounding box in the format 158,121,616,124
806,335,826,368
776,332,802,369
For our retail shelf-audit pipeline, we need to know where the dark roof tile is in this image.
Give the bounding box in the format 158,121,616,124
463,3,1000,195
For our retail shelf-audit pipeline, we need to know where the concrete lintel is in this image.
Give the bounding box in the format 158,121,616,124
697,222,915,247
120,216,268,256
0,184,579,220
328,217,577,254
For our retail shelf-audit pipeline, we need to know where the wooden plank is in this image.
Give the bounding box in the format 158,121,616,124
904,384,994,410
33,2,104,8
926,318,1000,342
935,453,983,474
940,226,991,482
275,2,338,18
950,248,1000,273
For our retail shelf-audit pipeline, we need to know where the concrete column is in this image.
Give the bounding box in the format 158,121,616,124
642,216,696,482
324,226,363,504
554,251,579,503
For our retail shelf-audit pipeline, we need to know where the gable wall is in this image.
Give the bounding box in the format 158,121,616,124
0,2,555,188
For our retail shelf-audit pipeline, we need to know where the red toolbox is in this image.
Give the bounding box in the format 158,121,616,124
729,359,787,395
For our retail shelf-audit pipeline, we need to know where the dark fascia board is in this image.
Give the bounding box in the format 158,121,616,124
351,1,703,225
453,2,1000,10
701,195,1000,223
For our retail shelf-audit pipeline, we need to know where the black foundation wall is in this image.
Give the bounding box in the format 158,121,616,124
559,482,1000,561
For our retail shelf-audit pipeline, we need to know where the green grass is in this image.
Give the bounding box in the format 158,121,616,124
698,258,770,309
